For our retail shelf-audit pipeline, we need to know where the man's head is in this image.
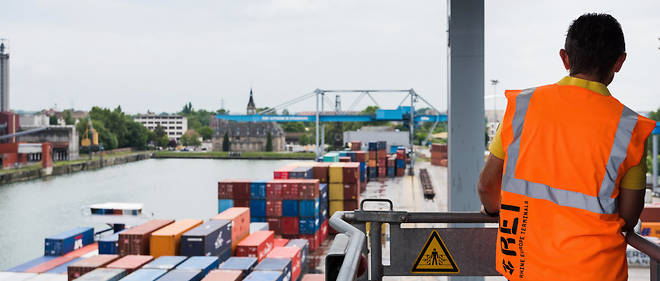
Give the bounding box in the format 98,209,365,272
559,13,626,85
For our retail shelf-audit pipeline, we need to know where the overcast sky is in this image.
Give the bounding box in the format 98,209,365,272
1,0,659,115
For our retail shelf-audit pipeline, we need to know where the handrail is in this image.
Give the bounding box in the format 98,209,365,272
627,232,660,261
328,211,366,281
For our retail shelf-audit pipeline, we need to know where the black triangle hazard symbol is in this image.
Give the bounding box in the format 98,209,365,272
410,230,460,273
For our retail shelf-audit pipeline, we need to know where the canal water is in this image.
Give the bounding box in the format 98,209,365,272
0,158,300,270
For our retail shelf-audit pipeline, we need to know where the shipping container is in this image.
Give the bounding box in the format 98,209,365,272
235,231,275,262
106,255,154,274
266,181,284,199
254,258,291,281
249,200,267,219
355,151,366,162
274,238,289,248
142,256,187,270
67,254,119,280
328,163,344,183
234,199,250,207
250,222,269,234
150,219,203,258
301,274,325,281
282,200,299,217
212,207,251,252
329,183,343,200
319,183,328,202
338,156,350,162
377,141,386,150
350,141,361,150
329,200,343,217
7,256,56,272
266,218,281,234
44,227,94,256
368,141,378,151
344,199,359,212
641,203,660,222
281,180,298,200
298,180,320,199
176,256,220,277
311,163,329,183
299,198,320,218
119,219,174,256
219,257,258,277
299,217,320,235
119,268,168,281
267,247,301,281
430,143,447,152
343,183,359,200
273,165,296,179
22,273,67,281
74,268,127,281
25,255,77,274
266,200,283,217
250,181,268,199
180,219,232,257
202,270,243,281
98,230,124,255
342,163,360,183
218,199,234,214
286,239,309,274
281,217,299,235
219,179,251,200
290,167,313,179
157,269,203,281
244,271,283,281
45,257,82,274
322,153,339,163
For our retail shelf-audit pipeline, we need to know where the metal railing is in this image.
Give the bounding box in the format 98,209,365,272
327,200,660,281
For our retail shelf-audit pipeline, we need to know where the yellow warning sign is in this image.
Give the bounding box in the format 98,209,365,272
410,230,459,274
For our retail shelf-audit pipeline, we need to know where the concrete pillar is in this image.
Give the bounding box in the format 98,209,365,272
42,143,53,175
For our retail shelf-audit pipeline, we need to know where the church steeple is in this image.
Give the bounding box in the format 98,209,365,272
247,88,256,115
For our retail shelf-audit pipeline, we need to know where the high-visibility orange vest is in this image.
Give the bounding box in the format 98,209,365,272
495,84,656,281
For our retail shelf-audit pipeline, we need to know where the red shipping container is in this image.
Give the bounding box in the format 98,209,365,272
203,270,243,281
266,181,284,199
641,203,660,222
342,163,360,183
338,157,351,162
235,231,275,262
377,150,387,159
268,247,302,281
274,238,289,248
320,220,329,241
281,180,299,200
300,234,319,251
26,255,77,274
312,163,329,183
355,151,366,162
430,143,448,152
234,200,250,207
212,207,251,252
218,179,251,200
67,254,119,280
396,168,405,177
106,255,154,274
266,200,283,217
267,217,281,234
218,180,233,199
377,159,386,167
119,219,174,256
302,273,326,281
298,179,320,199
368,151,376,159
344,199,359,212
396,149,405,159
281,217,300,235
274,165,296,179
350,141,361,151
343,183,359,200
378,167,386,177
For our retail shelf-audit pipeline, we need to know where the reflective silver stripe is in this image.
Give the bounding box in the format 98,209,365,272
598,106,638,199
501,87,625,214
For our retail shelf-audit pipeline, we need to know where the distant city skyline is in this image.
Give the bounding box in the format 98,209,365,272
1,0,659,114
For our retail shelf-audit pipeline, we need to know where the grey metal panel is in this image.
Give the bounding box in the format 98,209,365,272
447,0,484,212
385,225,498,276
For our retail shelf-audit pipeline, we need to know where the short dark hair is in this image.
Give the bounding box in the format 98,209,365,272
564,13,625,81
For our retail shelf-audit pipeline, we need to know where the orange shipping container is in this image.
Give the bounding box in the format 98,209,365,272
211,207,250,252
150,219,203,258
106,255,154,274
119,219,174,256
641,222,660,238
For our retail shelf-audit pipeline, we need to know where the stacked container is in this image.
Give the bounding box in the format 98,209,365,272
430,143,448,166
176,256,220,278
203,270,243,281
350,141,361,151
98,230,124,255
44,227,94,256
150,219,203,258
120,268,168,281
67,254,119,280
376,141,387,177
235,231,275,262
328,163,360,219
211,207,251,253
218,179,252,209
218,257,258,278
253,258,291,281
395,147,406,176
267,247,302,281
367,141,378,179
119,219,174,256
180,219,232,260
73,268,127,281
142,256,187,271
105,255,154,274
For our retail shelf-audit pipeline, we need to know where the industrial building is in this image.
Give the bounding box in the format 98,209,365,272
133,114,187,141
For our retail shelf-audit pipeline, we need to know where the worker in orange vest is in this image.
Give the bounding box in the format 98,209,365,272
478,13,656,281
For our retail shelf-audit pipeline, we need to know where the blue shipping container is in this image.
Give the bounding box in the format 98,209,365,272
251,217,266,223
299,217,320,235
396,159,405,168
176,256,219,277
157,269,203,281
44,227,94,256
319,184,328,202
377,141,387,150
286,239,309,270
299,198,320,218
218,247,232,264
244,271,284,281
46,257,82,274
120,269,168,281
250,181,268,199
98,230,125,255
143,256,188,270
254,258,291,281
282,200,299,217
387,167,395,177
250,200,267,217
180,220,232,257
7,256,56,272
218,199,234,213
219,257,258,278
368,141,378,151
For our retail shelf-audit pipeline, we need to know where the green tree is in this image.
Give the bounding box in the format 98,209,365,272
266,132,273,152
63,110,75,125
49,115,58,125
181,131,201,146
83,106,151,149
158,135,170,147
198,126,214,140
222,133,231,151
153,124,166,138
182,102,193,115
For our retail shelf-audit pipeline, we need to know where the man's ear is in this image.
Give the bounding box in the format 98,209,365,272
613,53,626,73
559,49,570,70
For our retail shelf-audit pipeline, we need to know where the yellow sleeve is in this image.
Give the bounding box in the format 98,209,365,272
488,123,505,160
620,142,647,190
